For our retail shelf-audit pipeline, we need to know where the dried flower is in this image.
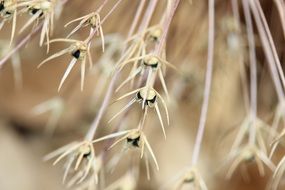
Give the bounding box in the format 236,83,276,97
38,39,93,91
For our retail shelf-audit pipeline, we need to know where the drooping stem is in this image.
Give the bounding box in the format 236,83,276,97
191,0,215,165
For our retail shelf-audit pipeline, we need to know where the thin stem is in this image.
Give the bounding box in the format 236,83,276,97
138,0,159,32
97,0,110,13
242,0,257,144
127,0,146,38
274,0,285,39
255,0,285,94
231,0,240,25
249,0,285,102
0,24,43,68
85,72,119,141
231,0,250,113
191,0,215,165
155,0,181,55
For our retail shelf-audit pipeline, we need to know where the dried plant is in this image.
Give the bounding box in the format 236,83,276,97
1,0,285,190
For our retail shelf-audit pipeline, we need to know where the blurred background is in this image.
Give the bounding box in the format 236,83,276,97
0,0,284,189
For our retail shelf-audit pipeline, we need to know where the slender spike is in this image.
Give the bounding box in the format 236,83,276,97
115,67,142,92
144,153,151,180
43,142,78,161
58,58,78,91
99,25,105,52
158,69,170,101
257,150,275,171
66,19,87,38
64,14,90,27
255,155,265,176
154,103,167,139
92,130,130,143
118,54,151,71
40,16,49,46
74,153,84,171
142,134,159,170
108,99,136,123
80,57,86,91
38,47,71,68
9,9,17,47
19,10,42,34
108,134,129,150
48,38,79,43
226,155,243,179
77,150,95,184
156,91,170,125
53,144,82,165
114,88,142,102
63,156,75,184
87,44,93,69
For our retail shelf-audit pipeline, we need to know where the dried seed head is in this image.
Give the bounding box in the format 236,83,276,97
87,13,100,28
126,130,141,148
183,170,195,183
143,56,159,69
78,143,92,158
242,148,255,163
71,42,87,60
147,27,163,42
136,88,157,107
28,1,52,17
0,0,15,18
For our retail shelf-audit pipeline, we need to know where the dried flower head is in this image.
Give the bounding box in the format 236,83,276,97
66,154,103,189
109,87,169,138
116,54,178,99
65,11,105,52
230,116,272,155
0,0,18,45
38,39,93,91
175,169,208,190
18,0,60,50
225,145,275,179
44,140,98,184
93,129,159,177
163,167,207,190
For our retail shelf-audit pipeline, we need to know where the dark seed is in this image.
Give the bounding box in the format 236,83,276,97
127,136,140,147
136,91,142,100
0,2,4,12
83,151,91,158
143,61,158,69
72,49,81,59
148,95,157,104
151,36,158,42
30,8,44,17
